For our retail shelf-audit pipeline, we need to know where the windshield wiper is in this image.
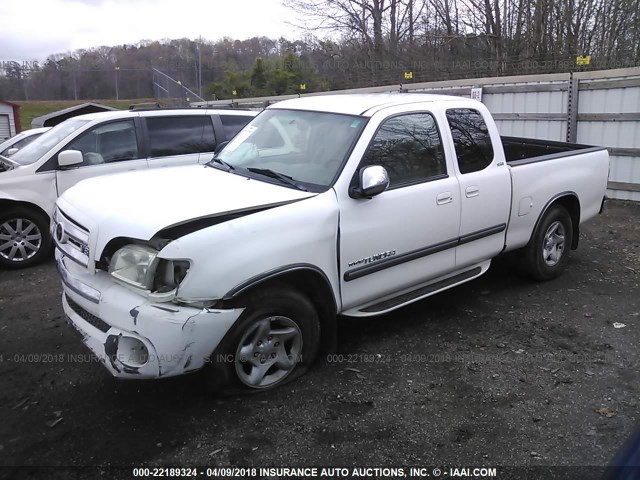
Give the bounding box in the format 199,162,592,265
206,156,235,172
246,167,308,191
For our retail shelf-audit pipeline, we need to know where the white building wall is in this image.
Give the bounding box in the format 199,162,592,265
0,103,17,141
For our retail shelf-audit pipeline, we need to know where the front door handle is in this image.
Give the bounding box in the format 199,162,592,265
465,186,480,198
436,192,452,205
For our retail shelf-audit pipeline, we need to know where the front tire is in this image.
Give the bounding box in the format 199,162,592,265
205,286,320,393
521,205,573,281
0,207,52,269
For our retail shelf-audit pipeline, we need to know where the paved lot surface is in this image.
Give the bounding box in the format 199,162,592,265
0,200,638,478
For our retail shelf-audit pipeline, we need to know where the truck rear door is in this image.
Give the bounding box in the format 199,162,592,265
444,107,511,268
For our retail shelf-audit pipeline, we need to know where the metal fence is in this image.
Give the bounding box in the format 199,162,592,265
153,68,204,107
575,70,640,201
193,66,640,201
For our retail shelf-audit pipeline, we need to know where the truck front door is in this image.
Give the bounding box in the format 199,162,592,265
338,110,461,311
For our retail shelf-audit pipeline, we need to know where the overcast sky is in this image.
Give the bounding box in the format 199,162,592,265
0,0,302,62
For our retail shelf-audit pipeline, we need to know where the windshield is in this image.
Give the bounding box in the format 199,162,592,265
11,119,90,166
217,109,366,188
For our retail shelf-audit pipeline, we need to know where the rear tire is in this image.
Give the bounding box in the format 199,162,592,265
0,207,52,269
521,205,573,281
204,286,320,393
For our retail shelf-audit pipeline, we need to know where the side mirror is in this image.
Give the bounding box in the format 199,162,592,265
214,141,229,156
58,150,84,168
6,148,19,156
350,165,390,199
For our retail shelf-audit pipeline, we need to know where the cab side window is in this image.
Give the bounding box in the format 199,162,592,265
146,116,216,157
446,108,494,174
359,113,446,188
219,115,253,139
64,120,138,166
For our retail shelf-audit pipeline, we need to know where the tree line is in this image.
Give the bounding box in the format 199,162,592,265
1,0,638,101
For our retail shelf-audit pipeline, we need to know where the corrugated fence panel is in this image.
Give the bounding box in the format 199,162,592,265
406,79,570,141
577,73,640,201
411,85,471,96
483,82,568,141
493,119,565,141
194,67,640,201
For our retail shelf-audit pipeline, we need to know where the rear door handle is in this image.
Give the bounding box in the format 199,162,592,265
465,186,480,198
436,192,452,205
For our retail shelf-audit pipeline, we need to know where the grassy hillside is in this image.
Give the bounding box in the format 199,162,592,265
15,99,156,130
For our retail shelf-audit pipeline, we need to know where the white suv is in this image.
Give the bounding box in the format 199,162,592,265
0,108,256,268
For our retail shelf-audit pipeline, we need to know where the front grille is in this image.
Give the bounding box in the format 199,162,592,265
59,209,88,233
66,296,111,333
53,208,91,268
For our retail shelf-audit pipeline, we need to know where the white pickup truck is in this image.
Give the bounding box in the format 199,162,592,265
53,94,609,391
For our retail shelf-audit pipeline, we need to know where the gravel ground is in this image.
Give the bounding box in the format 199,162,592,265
0,200,638,479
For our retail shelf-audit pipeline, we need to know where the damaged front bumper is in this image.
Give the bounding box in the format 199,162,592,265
57,253,243,378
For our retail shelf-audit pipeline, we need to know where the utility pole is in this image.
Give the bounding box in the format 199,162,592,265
115,66,120,100
73,70,78,100
198,36,203,98
22,74,29,101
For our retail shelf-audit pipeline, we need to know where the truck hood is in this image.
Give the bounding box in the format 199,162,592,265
58,165,316,248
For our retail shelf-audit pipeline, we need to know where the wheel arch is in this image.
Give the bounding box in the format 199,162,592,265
0,199,51,222
529,192,580,250
222,264,338,353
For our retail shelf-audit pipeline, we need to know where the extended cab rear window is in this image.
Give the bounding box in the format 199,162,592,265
146,116,216,157
446,108,494,174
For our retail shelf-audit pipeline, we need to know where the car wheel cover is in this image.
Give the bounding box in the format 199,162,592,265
0,218,42,262
234,315,303,389
542,220,565,267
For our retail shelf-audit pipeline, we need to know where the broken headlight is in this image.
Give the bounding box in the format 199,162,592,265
109,244,159,290
108,244,189,294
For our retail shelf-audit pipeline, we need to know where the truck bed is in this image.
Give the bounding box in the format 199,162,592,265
502,136,605,166
502,136,609,253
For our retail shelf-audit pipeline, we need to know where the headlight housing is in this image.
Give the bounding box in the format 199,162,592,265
108,244,190,295
109,245,159,290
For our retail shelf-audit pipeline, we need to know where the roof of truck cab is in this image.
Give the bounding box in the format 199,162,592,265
270,93,469,116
